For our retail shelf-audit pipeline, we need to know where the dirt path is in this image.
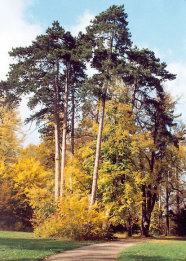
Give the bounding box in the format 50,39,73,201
44,239,141,261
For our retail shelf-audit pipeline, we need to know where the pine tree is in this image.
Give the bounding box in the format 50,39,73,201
124,49,178,235
7,21,86,200
85,5,131,207
8,21,65,200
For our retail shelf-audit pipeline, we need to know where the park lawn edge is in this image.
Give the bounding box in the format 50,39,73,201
0,231,97,261
117,239,186,261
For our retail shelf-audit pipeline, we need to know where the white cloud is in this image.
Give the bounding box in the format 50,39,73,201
166,62,186,122
68,11,95,36
0,0,42,145
135,43,185,123
0,0,42,80
0,5,95,146
68,11,98,77
19,95,41,147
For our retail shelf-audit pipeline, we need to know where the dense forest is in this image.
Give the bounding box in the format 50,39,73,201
0,5,185,239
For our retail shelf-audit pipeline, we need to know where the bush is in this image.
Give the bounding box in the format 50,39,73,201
34,195,111,240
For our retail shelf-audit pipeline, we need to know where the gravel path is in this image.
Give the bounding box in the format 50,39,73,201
44,239,141,261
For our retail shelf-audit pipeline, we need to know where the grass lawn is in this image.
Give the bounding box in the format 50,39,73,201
118,239,186,261
0,231,92,261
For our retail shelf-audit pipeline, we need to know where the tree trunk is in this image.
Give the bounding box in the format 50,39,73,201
69,82,75,193
141,185,149,236
95,97,100,124
165,184,170,236
126,218,132,237
54,105,60,201
141,147,157,236
54,61,61,201
71,83,75,155
141,184,157,236
60,67,69,198
176,171,180,215
176,192,180,215
158,189,163,234
89,96,105,208
131,82,138,112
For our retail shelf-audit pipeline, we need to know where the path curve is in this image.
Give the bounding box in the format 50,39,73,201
44,239,141,261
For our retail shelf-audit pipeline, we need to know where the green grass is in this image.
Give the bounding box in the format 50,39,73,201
0,231,92,261
118,239,186,261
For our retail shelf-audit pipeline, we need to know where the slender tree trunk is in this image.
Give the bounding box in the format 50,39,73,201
141,150,157,236
89,96,105,208
69,82,75,193
158,188,163,234
131,82,138,112
54,61,61,201
54,105,60,201
165,184,170,236
95,97,100,124
60,67,69,198
176,192,180,215
141,185,148,236
89,29,113,209
147,187,157,228
141,184,157,236
176,171,180,215
126,218,132,237
71,83,75,155
89,29,113,208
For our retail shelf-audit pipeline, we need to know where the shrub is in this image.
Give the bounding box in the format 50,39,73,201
34,195,111,240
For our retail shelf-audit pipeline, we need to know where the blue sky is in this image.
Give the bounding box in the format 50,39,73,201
26,0,186,64
0,0,186,145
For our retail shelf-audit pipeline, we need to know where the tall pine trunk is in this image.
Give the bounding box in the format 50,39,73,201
89,96,105,208
141,184,157,236
158,188,163,234
176,171,180,215
60,67,69,198
89,27,113,209
165,183,170,236
95,97,100,124
69,82,75,193
54,61,61,201
54,102,60,200
71,83,75,155
141,185,149,236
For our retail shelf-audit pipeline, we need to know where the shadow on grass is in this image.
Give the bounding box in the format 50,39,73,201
0,236,88,252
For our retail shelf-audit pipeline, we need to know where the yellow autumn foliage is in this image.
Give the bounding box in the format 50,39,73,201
34,194,110,240
12,157,52,193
